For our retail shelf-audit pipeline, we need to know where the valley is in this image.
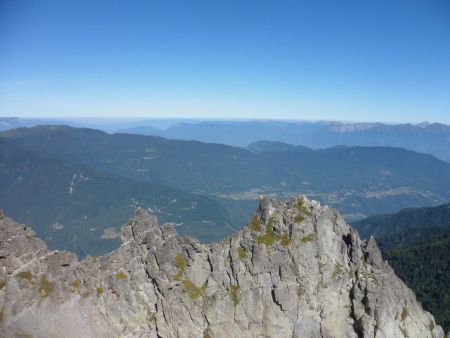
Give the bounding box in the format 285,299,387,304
3,125,450,224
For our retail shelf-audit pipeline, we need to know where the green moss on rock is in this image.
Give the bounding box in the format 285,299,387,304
182,279,206,300
250,216,262,232
173,253,187,281
401,307,408,321
256,221,292,248
96,287,104,297
115,272,128,280
229,284,240,306
238,247,248,260
332,263,343,278
16,271,33,282
38,276,54,297
148,311,157,324
175,254,187,270
257,225,278,246
294,215,305,223
203,327,213,338
348,269,354,279
301,234,315,243
279,233,292,247
295,198,312,216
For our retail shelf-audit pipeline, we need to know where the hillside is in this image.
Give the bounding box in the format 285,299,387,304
0,197,445,337
353,203,450,240
383,231,450,332
3,125,450,222
0,138,236,257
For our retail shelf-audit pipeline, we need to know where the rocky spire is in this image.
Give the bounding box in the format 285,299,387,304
0,197,445,337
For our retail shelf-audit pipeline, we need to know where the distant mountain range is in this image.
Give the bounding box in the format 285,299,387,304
2,117,450,161
0,138,236,257
0,117,71,131
2,125,450,224
117,120,450,162
353,203,450,332
247,140,313,153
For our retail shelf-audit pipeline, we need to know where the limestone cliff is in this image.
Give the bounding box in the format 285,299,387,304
0,197,445,337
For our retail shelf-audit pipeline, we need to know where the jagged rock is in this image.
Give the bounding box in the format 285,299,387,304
0,197,445,338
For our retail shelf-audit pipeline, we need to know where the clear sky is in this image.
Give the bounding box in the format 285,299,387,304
1,0,449,123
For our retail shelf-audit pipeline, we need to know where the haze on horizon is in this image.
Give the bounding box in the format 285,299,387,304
1,0,450,124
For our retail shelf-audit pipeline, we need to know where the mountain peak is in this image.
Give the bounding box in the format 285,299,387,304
0,197,445,337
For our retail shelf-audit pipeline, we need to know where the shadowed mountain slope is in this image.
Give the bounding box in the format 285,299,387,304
353,203,450,241
353,204,450,332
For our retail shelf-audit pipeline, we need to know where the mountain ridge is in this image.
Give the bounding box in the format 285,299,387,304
0,196,445,337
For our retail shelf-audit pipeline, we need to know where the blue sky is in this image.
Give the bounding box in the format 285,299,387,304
0,0,449,123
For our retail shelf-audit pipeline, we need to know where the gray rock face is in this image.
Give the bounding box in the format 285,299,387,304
0,198,445,337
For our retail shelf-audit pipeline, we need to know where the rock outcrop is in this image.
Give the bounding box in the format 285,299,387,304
0,198,445,337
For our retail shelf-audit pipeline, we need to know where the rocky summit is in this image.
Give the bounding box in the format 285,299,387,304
0,197,445,338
